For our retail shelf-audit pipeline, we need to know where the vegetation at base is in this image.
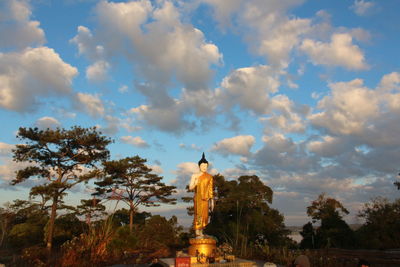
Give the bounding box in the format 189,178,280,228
0,125,399,266
205,175,293,257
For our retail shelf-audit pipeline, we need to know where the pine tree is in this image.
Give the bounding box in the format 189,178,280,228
11,126,112,251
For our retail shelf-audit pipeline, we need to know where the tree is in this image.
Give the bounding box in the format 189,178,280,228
2,199,48,249
76,198,106,225
94,156,177,233
12,126,112,251
305,193,354,248
205,175,289,256
299,222,315,249
111,208,151,227
356,197,400,249
307,193,349,223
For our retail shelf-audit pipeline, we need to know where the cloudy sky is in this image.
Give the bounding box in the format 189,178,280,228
1,0,399,226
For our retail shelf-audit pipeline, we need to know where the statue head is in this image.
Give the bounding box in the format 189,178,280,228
198,152,208,172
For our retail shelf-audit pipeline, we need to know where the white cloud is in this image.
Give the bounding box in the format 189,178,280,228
118,85,128,93
351,0,375,16
69,1,223,133
0,142,14,156
378,72,400,92
75,92,105,118
0,158,31,182
222,167,257,179
251,134,317,173
120,135,149,148
212,135,255,156
0,47,78,112
307,136,350,157
218,65,280,114
70,26,105,61
86,60,110,83
310,78,378,135
0,0,45,50
200,0,310,69
147,164,163,174
300,33,368,70
74,0,221,91
261,95,308,135
35,116,61,130
131,103,195,134
171,161,199,189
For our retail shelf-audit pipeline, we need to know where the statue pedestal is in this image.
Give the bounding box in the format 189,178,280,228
188,236,217,259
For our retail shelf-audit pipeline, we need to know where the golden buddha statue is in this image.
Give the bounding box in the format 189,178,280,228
188,153,216,258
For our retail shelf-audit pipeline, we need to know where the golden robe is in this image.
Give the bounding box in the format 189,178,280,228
193,172,213,230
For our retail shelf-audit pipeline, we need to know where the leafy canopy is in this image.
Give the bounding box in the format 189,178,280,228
94,156,177,209
12,126,112,189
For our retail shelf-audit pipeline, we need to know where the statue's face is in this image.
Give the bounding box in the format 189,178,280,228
199,163,208,172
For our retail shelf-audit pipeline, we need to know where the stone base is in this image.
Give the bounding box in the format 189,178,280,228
159,258,256,267
188,236,217,259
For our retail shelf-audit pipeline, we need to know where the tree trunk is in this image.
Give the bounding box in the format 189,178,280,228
46,194,59,252
129,206,134,234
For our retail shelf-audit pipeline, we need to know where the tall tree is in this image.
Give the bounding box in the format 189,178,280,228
307,193,349,223
306,193,354,248
11,126,112,251
76,198,106,225
94,156,177,233
356,197,400,249
206,175,289,256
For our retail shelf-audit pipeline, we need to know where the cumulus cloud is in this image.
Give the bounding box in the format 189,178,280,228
222,166,257,179
212,135,255,156
73,0,221,90
0,0,45,50
120,135,149,148
300,72,400,179
300,33,368,70
200,0,310,69
75,92,105,118
0,142,14,156
118,85,128,93
310,78,378,136
261,95,309,135
171,162,199,189
0,47,78,112
34,116,61,129
251,134,318,173
69,0,222,132
351,0,375,16
70,26,105,61
217,65,280,114
130,103,195,134
86,60,110,83
147,164,163,175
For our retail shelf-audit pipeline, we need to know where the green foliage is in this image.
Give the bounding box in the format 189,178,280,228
4,199,48,249
75,198,106,224
304,193,354,249
94,156,177,233
205,175,290,257
11,126,112,250
138,215,178,249
299,222,315,249
111,208,151,227
395,181,400,190
307,193,349,223
49,213,87,247
9,223,43,248
356,197,400,249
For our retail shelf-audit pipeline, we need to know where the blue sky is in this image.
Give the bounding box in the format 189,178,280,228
1,0,400,226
